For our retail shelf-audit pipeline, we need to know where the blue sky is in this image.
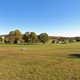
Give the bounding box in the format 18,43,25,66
0,0,80,37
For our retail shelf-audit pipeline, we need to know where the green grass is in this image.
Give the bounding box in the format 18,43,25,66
0,43,80,80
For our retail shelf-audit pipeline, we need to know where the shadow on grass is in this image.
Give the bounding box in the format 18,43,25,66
69,54,80,58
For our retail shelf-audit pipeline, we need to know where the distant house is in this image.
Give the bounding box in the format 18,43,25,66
0,35,8,43
2,36,4,39
0,34,7,38
52,39,63,44
0,36,4,43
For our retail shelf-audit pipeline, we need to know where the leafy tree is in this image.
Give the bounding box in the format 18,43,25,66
23,32,38,44
14,29,22,44
23,32,30,43
4,36,9,43
69,38,76,43
8,29,22,44
14,30,22,39
8,31,15,44
30,32,38,43
75,37,80,42
52,39,55,43
63,39,69,44
38,33,49,44
0,36,3,42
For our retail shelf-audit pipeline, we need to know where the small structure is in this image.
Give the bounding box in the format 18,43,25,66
52,39,63,44
2,36,4,43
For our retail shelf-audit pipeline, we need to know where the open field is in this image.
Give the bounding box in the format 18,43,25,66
0,43,80,80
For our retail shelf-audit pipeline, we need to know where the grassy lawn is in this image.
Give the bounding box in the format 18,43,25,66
0,43,80,80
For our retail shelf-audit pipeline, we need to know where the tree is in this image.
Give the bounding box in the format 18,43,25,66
63,39,69,44
8,29,22,44
75,37,80,42
69,38,76,43
14,29,22,44
38,33,49,44
23,32,38,44
52,39,55,43
23,32,30,43
0,36,3,42
8,31,15,44
4,35,9,43
30,32,38,43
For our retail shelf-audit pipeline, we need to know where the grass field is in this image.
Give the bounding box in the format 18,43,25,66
0,43,80,80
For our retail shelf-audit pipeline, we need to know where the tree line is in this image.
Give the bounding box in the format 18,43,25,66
51,36,76,44
0,29,49,44
0,29,80,44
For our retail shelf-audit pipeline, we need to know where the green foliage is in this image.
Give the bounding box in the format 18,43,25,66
63,39,69,44
69,38,76,43
14,29,22,44
14,29,22,39
23,32,38,43
8,30,23,44
52,39,55,43
4,38,8,43
0,36,3,42
23,32,30,43
39,33,49,44
75,37,80,42
8,31,15,44
30,32,38,43
2,29,78,45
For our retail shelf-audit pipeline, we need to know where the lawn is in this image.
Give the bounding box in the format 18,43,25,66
0,43,80,80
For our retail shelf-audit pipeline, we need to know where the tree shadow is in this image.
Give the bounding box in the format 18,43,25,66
69,54,80,58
